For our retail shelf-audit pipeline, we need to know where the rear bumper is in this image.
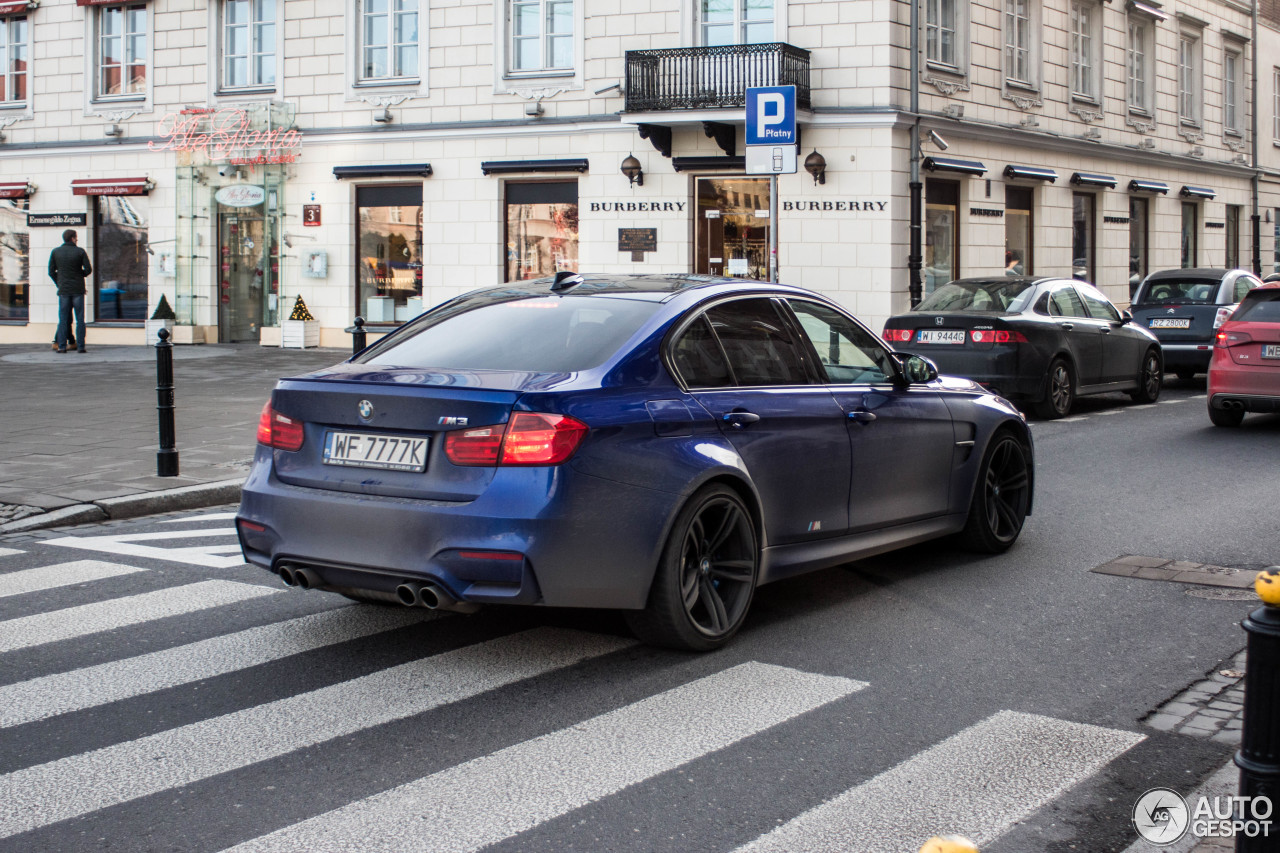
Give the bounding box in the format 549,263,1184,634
1158,343,1214,371
236,447,674,610
1209,392,1280,414
898,347,1039,399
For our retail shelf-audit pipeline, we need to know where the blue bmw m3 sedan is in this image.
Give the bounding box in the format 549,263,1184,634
237,273,1034,650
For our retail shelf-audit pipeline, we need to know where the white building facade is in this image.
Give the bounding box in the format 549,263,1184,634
0,0,1266,348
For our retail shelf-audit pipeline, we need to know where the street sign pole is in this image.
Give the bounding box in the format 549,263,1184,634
746,85,797,284
770,175,778,282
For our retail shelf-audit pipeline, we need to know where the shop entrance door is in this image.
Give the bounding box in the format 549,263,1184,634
695,177,771,280
217,209,267,343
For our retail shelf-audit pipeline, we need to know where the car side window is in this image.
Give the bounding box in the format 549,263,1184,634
703,298,809,386
787,299,895,384
1048,286,1087,318
1076,284,1121,322
1234,275,1261,303
670,315,734,388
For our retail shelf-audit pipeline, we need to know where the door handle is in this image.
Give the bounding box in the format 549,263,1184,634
722,411,761,429
1059,322,1074,331
1099,327,1111,334
848,410,877,425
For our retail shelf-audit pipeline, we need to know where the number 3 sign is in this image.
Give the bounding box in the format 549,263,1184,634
303,205,321,226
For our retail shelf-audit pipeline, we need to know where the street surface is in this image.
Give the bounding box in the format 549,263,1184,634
0,380,1276,852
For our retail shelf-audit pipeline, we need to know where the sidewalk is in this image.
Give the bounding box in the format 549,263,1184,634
0,342,348,532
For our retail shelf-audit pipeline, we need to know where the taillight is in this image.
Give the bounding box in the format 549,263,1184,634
444,413,589,467
256,401,305,452
883,328,914,343
1214,306,1237,329
970,330,1028,344
1216,330,1252,347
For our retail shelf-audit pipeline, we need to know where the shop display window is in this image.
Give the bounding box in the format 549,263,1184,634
695,177,770,280
1005,187,1033,276
924,179,959,294
357,184,423,323
0,197,29,322
505,181,578,282
1072,192,1095,282
1129,197,1148,297
1181,202,1198,268
94,195,149,322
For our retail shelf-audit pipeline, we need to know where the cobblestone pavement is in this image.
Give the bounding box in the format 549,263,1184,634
1144,650,1247,748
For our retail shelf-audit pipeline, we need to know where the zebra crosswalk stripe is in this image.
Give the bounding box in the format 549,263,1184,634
733,709,1145,853
0,627,635,839
222,662,867,853
0,580,279,654
0,606,432,728
0,548,23,558
0,560,147,599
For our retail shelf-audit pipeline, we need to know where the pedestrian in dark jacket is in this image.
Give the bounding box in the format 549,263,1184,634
49,229,92,353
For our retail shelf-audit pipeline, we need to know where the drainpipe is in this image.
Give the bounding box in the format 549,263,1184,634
909,0,923,306
1252,0,1261,275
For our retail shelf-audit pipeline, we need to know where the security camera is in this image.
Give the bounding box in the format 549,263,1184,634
217,164,235,178
928,130,949,151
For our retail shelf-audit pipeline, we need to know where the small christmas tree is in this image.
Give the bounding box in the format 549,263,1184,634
288,295,315,322
150,294,176,320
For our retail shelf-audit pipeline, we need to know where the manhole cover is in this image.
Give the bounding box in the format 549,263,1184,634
1186,587,1257,601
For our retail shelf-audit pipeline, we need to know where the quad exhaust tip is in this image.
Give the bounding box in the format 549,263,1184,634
278,565,323,590
395,581,479,614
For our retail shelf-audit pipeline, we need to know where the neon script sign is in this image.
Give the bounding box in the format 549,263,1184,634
149,108,301,165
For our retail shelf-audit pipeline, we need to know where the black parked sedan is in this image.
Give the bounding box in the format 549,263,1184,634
883,277,1163,418
1129,268,1263,380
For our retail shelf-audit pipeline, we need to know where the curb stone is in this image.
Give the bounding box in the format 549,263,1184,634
0,477,245,534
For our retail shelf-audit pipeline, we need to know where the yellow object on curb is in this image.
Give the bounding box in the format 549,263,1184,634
1257,568,1280,607
919,836,979,853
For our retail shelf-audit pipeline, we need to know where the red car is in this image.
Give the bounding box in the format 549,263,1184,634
1208,283,1280,426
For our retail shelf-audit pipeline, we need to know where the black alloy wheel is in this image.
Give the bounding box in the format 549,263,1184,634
1130,348,1163,403
626,485,759,651
1034,358,1075,419
960,434,1031,553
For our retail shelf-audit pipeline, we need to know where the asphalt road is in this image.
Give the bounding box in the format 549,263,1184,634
0,379,1275,853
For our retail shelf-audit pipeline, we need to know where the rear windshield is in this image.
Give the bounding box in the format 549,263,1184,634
1135,278,1219,306
1230,289,1280,323
915,280,1036,313
356,294,661,372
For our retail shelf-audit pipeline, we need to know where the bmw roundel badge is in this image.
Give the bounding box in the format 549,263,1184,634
357,400,374,421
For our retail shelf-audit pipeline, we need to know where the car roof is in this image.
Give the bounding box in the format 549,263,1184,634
945,276,1066,287
453,274,821,303
1144,268,1235,280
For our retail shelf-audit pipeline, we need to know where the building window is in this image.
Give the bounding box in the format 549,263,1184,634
1223,50,1240,135
925,179,959,294
361,0,419,82
1070,2,1096,100
0,196,29,322
0,15,27,105
1181,202,1198,268
1126,18,1150,112
700,0,774,46
1005,187,1032,276
1226,205,1240,269
505,181,578,281
1273,210,1280,275
356,185,423,323
695,177,771,279
510,0,573,73
1129,197,1148,298
1072,192,1095,282
93,196,149,322
925,0,957,66
222,0,276,90
1178,35,1200,126
1274,69,1280,142
97,4,147,100
1005,0,1032,85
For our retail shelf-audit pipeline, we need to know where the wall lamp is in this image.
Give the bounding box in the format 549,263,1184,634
804,150,827,185
620,154,644,186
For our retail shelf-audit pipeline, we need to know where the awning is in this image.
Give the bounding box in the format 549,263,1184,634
0,181,34,199
480,158,589,176
1129,180,1169,194
1003,165,1058,182
1127,0,1169,21
1070,172,1117,189
75,0,139,6
671,155,745,173
71,177,153,196
1180,185,1216,200
0,2,33,15
333,164,432,179
922,157,987,176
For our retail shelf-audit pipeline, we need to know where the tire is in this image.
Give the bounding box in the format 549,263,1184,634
1033,358,1075,419
1208,403,1245,427
625,485,759,652
1174,368,1196,382
1129,348,1163,403
960,433,1031,553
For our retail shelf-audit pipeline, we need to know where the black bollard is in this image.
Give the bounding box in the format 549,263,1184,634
155,327,180,477
345,316,367,356
1235,568,1280,853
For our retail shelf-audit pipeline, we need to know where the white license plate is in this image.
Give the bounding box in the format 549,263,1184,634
323,431,428,472
1149,318,1192,329
917,329,966,344
1263,345,1280,359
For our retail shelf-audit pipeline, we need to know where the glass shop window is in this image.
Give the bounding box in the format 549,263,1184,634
0,197,29,322
505,181,578,282
93,195,149,322
356,184,424,324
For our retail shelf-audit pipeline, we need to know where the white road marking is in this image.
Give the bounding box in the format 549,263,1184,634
1058,417,1088,423
734,710,1145,853
1160,399,1187,404
0,560,146,599
0,548,23,558
160,512,238,523
0,580,278,654
1093,409,1125,416
0,628,635,839
1190,394,1207,399
43,528,243,569
222,663,866,853
0,607,432,728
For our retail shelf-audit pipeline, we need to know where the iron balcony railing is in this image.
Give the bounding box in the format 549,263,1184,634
624,43,811,112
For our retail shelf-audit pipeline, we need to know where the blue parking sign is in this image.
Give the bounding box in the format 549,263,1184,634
746,86,796,146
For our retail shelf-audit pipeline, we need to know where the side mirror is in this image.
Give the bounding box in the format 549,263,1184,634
1120,310,1133,324
901,354,939,384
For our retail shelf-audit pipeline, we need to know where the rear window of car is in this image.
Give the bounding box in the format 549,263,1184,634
1134,278,1220,305
915,280,1037,313
356,295,661,372
1230,289,1280,323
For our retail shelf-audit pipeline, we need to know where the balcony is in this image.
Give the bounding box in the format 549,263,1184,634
624,43,811,113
